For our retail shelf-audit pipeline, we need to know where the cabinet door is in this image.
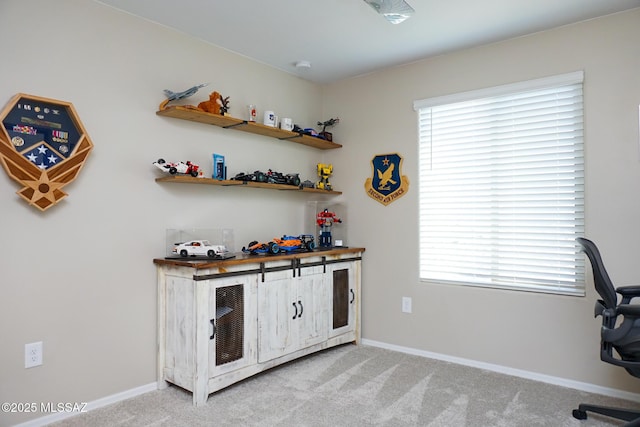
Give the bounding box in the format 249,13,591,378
296,265,328,349
257,266,329,363
329,264,357,338
257,270,297,363
207,275,258,377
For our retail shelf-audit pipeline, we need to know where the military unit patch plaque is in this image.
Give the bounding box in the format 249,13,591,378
0,94,93,211
364,153,409,206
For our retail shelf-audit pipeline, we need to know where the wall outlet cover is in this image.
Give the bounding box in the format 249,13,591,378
25,341,43,368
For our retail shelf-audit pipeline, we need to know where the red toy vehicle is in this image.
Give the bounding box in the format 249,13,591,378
153,158,202,178
317,209,342,247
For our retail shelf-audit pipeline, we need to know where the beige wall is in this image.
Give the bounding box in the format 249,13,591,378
0,1,325,425
324,6,640,394
1,0,639,424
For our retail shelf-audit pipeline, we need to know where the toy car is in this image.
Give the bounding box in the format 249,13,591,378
153,158,202,177
242,240,280,255
264,170,301,186
173,240,229,258
232,169,301,186
232,171,263,182
273,234,316,252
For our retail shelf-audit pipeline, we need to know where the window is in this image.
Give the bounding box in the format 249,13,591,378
415,72,585,295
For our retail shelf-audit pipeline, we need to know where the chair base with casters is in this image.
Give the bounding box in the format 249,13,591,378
572,404,640,426
574,237,640,427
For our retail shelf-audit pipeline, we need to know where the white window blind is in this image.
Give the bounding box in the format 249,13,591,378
415,72,585,295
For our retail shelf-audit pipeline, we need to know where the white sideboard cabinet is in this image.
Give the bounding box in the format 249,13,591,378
154,247,364,406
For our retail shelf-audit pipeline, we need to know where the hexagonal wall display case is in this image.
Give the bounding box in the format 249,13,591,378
0,94,93,211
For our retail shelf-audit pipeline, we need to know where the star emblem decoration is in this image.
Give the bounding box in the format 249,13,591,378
22,171,66,205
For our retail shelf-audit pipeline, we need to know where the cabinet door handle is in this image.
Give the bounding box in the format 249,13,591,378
350,289,355,304
298,300,303,318
210,319,216,340
292,302,298,320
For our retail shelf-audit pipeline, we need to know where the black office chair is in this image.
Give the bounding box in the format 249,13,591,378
573,237,640,426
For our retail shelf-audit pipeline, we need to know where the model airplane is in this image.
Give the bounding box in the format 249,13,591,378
163,83,208,102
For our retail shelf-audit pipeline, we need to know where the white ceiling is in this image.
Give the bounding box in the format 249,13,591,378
96,0,640,84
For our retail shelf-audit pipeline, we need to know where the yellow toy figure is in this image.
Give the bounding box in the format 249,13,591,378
316,163,333,191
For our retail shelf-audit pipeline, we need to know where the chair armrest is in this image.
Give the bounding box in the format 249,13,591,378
601,352,640,371
616,304,640,318
617,285,640,303
616,285,640,297
601,304,640,343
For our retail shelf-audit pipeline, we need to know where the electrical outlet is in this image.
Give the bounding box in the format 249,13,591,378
25,341,43,368
402,297,412,313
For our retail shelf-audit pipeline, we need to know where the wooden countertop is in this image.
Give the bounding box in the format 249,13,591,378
154,247,365,270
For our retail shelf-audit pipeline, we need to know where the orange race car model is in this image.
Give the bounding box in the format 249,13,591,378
242,240,280,255
273,235,316,252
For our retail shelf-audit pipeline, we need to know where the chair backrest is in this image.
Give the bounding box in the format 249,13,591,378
576,237,618,309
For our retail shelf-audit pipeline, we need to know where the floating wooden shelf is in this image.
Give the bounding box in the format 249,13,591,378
156,175,342,195
156,106,342,150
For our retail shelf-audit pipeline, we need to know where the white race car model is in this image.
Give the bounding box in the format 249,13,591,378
173,240,229,258
153,158,202,177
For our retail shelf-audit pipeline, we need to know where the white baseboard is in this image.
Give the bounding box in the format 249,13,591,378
14,382,157,427
362,338,640,404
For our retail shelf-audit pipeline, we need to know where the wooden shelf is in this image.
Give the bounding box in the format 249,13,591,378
156,175,342,194
156,106,342,150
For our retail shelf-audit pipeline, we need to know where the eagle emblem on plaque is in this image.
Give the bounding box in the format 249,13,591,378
364,153,409,206
0,94,93,211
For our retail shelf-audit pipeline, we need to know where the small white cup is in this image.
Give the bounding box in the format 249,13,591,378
248,105,256,122
281,118,293,131
263,111,276,127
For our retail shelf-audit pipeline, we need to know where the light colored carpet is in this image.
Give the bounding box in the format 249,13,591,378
51,344,635,426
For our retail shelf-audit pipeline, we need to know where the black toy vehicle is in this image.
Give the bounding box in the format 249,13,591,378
232,169,301,187
232,171,261,182
264,169,301,186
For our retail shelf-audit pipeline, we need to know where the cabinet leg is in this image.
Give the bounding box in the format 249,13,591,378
194,388,208,406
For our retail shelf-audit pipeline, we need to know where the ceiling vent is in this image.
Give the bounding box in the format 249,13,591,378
363,0,415,24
